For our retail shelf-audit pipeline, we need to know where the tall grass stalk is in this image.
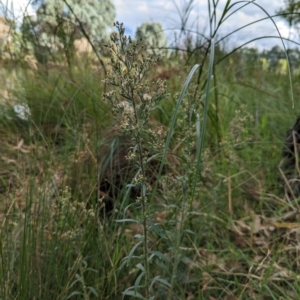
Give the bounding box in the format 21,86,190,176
155,63,200,199
192,36,215,199
166,5,216,298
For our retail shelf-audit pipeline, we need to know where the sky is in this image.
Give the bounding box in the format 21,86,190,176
1,0,298,51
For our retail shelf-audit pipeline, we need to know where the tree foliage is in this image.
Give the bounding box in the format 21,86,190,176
135,22,169,57
277,0,300,26
24,0,116,65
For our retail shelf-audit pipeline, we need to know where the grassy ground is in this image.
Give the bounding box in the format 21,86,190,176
1,25,300,300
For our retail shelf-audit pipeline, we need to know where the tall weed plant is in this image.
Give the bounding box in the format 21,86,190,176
102,17,212,297
103,22,169,298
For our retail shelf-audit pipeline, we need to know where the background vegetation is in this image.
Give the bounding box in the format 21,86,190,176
1,0,300,299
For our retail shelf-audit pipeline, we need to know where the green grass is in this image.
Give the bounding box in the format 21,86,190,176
1,54,298,299
1,1,300,299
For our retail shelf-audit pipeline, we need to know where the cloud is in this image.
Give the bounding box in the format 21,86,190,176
0,0,35,22
112,0,296,50
137,2,149,12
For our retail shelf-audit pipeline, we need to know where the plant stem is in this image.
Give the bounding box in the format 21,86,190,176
136,133,150,298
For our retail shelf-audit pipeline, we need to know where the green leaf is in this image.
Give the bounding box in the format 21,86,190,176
116,218,140,223
122,289,146,299
87,286,99,297
147,219,168,240
67,291,83,299
196,113,201,159
134,234,143,239
134,270,145,291
184,229,195,235
149,251,169,263
69,275,82,288
121,240,143,264
149,276,171,290
85,268,99,273
136,263,145,272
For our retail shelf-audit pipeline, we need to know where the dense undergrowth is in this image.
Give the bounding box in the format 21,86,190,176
1,2,300,299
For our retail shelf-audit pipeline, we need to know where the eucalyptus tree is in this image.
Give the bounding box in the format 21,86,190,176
29,0,116,66
267,45,285,71
135,22,169,57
